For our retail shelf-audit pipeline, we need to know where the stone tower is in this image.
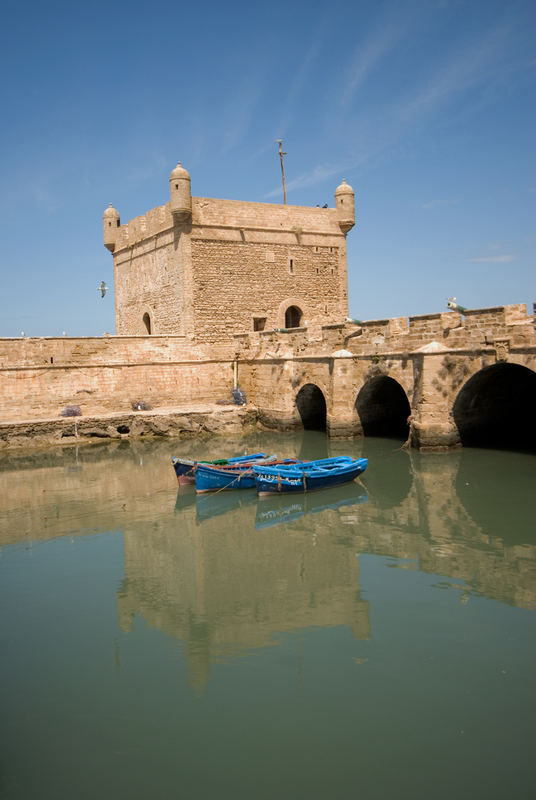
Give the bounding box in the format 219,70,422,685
334,180,355,235
104,162,355,339
103,204,120,253
169,162,192,222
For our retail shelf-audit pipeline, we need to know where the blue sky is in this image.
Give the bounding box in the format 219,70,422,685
0,0,534,337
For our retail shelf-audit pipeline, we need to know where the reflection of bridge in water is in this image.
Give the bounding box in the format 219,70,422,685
1,435,535,693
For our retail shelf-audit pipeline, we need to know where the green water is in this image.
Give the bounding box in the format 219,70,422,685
1,432,535,800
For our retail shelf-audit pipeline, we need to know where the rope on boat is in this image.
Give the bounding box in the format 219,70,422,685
207,468,256,495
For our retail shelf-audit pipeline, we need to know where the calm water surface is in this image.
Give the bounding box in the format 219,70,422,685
1,432,535,799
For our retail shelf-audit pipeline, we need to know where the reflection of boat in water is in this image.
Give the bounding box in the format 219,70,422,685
175,485,258,522
195,489,258,522
174,480,368,528
255,482,369,529
174,485,197,514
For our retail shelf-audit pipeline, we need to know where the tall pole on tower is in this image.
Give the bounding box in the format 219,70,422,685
275,139,287,205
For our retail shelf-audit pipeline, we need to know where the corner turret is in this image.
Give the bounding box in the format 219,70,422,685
103,204,120,252
169,161,192,222
334,179,355,235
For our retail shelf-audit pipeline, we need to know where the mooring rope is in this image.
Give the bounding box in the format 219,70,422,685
205,468,256,495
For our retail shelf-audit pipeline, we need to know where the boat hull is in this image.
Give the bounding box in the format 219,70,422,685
195,457,299,493
172,453,267,486
172,458,196,485
254,457,368,495
195,463,259,492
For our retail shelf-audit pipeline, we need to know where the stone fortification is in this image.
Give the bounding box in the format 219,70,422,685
1,160,534,451
0,335,237,423
1,302,534,451
105,164,354,341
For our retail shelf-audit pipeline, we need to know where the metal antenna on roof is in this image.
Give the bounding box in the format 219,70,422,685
275,139,287,205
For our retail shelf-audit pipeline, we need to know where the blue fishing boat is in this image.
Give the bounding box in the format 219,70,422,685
195,457,299,493
172,452,268,485
253,456,368,495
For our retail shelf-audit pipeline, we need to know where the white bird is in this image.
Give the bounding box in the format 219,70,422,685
98,281,108,298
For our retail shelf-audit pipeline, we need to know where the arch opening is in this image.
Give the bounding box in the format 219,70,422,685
356,375,411,438
453,363,536,451
296,383,327,431
142,313,152,335
285,305,303,329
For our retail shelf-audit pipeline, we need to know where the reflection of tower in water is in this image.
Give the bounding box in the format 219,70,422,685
116,491,371,694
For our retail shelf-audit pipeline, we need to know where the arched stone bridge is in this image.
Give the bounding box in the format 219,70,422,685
235,303,536,450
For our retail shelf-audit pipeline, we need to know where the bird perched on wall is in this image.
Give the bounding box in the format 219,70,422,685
98,281,108,298
447,297,467,313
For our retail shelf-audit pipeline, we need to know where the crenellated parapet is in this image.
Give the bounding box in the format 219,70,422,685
228,303,536,363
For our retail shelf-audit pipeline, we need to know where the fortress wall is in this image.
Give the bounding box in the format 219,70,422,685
232,303,535,363
0,337,238,421
329,305,535,355
114,238,187,336
0,360,234,421
2,305,534,434
191,238,346,341
0,336,235,368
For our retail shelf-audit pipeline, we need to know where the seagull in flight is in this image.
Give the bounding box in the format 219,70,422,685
98,281,108,298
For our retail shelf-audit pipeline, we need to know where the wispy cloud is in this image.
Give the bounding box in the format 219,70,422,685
269,11,524,200
221,73,266,155
422,198,460,210
125,151,168,185
263,163,345,199
466,253,518,263
276,26,326,136
395,22,513,126
340,21,406,108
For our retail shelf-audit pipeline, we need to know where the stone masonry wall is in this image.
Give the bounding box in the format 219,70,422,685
191,239,345,340
0,336,237,421
1,304,534,446
112,197,349,339
114,229,187,336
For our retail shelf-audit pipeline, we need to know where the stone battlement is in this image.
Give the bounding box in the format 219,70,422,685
114,198,344,254
232,303,536,358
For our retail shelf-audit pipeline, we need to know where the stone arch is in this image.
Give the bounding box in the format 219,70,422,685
277,298,307,329
296,383,327,430
142,312,152,335
356,375,411,438
453,362,536,451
